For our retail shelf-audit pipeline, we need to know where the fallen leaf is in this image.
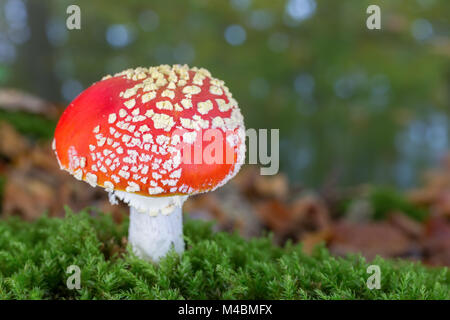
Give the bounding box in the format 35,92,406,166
422,216,450,267
328,221,412,260
388,212,423,239
0,88,60,119
0,121,29,159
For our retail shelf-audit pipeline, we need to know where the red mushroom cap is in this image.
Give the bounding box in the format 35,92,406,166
53,65,246,198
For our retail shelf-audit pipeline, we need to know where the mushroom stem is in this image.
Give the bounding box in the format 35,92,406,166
128,205,184,262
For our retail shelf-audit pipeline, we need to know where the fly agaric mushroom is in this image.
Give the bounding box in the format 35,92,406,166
53,65,246,262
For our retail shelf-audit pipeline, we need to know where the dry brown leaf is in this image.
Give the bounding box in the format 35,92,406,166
2,140,128,220
422,216,450,267
388,212,423,238
254,194,330,244
253,173,289,199
0,121,29,159
254,199,292,233
328,221,412,260
301,229,332,255
0,88,60,119
184,183,261,238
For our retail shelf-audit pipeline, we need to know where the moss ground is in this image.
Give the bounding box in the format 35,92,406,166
0,209,448,300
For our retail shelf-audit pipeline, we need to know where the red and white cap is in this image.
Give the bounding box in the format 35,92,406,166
53,65,246,215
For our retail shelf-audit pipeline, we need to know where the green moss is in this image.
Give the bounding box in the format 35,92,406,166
339,187,429,222
369,187,428,221
0,176,5,212
0,208,448,300
0,110,56,140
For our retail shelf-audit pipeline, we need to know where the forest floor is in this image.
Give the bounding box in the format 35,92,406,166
0,210,449,299
0,88,450,299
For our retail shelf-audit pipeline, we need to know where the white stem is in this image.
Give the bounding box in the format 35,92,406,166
128,205,184,262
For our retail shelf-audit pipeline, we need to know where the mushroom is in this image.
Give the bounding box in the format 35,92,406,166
53,65,246,262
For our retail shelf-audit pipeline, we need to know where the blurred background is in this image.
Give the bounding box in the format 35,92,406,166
0,0,450,266
1,0,449,188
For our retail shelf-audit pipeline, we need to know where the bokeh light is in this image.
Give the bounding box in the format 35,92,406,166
224,24,247,46
106,24,134,48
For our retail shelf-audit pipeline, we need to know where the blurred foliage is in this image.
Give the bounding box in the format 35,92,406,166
0,0,449,188
369,187,428,221
0,209,449,299
338,186,429,221
0,110,55,140
0,175,5,212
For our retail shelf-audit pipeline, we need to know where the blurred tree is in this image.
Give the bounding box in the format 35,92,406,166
0,0,449,189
